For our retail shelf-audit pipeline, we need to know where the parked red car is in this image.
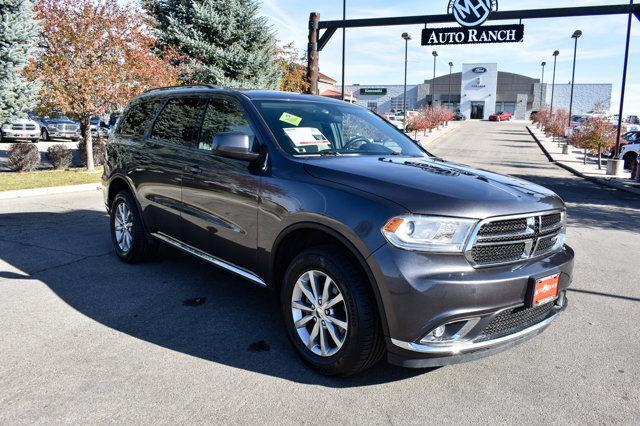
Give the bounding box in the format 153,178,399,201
489,111,513,122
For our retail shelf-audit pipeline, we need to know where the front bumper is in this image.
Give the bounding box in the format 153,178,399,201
388,297,566,368
367,243,574,367
1,131,39,140
49,131,80,139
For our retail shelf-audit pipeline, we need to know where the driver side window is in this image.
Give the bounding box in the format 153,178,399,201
198,97,254,151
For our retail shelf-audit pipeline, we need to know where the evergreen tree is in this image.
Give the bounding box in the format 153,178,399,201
0,0,39,122
147,0,280,89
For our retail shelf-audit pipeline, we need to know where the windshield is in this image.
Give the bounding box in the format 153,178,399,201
252,99,426,157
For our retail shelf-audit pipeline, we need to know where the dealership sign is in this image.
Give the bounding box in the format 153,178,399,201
422,24,524,45
360,88,388,95
422,0,524,46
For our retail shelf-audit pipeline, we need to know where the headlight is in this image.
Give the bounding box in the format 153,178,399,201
382,215,477,252
1,123,10,130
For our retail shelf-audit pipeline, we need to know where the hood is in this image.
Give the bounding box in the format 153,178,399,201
4,118,39,126
45,117,78,124
303,156,565,219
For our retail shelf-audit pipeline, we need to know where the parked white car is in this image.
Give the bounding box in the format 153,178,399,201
0,118,40,143
384,115,405,130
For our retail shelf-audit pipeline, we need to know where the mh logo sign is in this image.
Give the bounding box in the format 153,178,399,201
448,0,498,27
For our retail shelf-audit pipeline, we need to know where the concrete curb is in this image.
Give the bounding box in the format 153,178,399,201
0,183,102,200
526,126,640,196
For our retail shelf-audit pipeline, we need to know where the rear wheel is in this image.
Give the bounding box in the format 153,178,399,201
281,246,385,376
41,129,49,141
623,152,638,170
110,190,157,263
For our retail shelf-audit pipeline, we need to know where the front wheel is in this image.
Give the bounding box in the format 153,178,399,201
281,246,385,376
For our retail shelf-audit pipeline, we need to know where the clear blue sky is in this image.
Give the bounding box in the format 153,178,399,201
261,0,639,115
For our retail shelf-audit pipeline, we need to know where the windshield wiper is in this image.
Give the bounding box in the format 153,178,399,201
319,150,342,157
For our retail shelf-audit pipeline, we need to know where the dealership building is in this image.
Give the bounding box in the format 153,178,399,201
332,63,612,120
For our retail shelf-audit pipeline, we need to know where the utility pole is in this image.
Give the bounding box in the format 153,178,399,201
614,0,634,158
341,0,346,100
448,62,454,110
550,50,559,115
402,33,411,128
432,51,438,106
307,12,320,95
540,61,546,109
568,30,582,127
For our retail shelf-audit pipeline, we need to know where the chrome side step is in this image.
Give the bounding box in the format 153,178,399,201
151,232,267,287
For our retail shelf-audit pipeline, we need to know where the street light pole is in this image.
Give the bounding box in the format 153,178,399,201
550,50,559,115
568,30,582,127
448,62,454,110
431,51,438,106
340,0,346,101
614,0,634,159
402,33,411,129
540,61,546,109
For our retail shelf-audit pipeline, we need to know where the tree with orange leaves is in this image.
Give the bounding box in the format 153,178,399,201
573,116,616,169
26,0,179,170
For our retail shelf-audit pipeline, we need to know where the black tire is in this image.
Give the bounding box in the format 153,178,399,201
280,245,385,376
41,129,49,141
623,152,637,170
110,190,157,263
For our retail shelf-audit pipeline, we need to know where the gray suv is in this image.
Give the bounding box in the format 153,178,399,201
103,85,574,376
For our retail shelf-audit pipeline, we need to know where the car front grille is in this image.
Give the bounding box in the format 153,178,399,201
25,124,36,130
475,302,556,343
466,211,565,267
62,124,79,132
11,124,25,130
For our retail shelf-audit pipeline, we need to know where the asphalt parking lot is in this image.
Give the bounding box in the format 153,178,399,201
1,121,639,423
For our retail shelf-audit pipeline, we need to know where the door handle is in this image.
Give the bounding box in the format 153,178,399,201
190,165,201,174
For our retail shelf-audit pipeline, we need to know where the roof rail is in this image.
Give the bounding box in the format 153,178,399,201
142,84,221,94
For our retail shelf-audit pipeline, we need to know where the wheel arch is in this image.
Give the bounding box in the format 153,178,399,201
105,174,152,238
270,222,390,337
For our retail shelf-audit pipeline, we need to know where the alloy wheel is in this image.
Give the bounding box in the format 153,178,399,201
114,202,133,253
291,270,348,357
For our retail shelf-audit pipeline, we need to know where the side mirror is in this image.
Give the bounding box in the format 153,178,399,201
212,132,259,161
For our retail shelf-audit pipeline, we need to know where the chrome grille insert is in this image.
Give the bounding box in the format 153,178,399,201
465,210,565,267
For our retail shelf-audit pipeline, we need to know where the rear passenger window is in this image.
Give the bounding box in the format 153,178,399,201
118,98,162,136
198,98,254,150
151,97,205,146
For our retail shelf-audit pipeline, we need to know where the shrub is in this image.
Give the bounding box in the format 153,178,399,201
8,143,41,172
78,136,106,166
46,144,73,169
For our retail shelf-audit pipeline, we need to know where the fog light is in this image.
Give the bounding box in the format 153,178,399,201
420,318,481,345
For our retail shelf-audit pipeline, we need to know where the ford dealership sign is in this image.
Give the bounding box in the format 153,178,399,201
472,67,487,74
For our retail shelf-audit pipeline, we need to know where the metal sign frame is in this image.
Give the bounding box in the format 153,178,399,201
306,2,640,156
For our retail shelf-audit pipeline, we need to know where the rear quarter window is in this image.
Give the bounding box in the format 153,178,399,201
117,97,163,136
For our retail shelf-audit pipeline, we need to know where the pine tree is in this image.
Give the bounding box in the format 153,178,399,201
147,0,281,89
0,0,39,122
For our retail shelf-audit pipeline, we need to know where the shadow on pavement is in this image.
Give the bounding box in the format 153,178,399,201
509,174,640,232
0,209,428,387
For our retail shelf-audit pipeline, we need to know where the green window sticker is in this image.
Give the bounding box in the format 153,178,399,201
279,112,303,126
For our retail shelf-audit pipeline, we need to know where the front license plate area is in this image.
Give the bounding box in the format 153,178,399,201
528,274,560,307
